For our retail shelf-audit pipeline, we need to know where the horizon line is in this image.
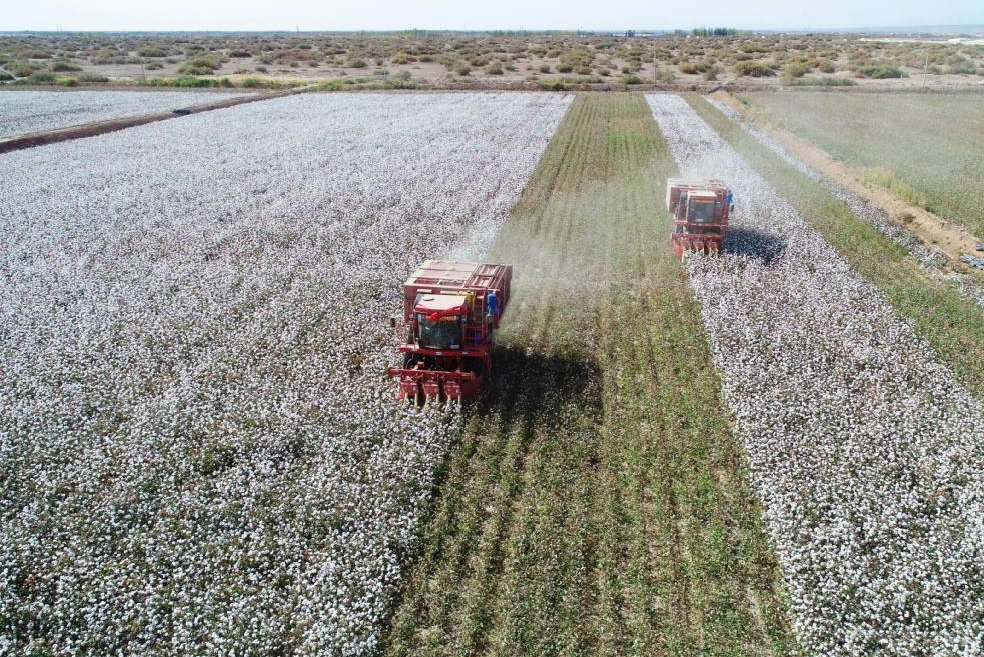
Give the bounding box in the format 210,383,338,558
1,22,983,35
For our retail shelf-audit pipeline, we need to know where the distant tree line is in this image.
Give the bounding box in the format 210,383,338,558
689,27,742,36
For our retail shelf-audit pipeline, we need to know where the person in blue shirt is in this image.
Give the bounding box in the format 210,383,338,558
725,188,734,213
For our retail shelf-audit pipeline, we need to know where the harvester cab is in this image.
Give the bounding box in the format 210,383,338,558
387,260,512,403
665,178,732,259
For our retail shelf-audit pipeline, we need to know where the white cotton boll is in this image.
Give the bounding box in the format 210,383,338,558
647,93,984,657
0,92,572,656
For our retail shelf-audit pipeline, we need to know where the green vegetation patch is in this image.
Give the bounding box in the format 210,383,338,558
744,92,984,239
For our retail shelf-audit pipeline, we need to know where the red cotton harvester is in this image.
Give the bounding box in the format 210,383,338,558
666,178,733,259
386,260,512,403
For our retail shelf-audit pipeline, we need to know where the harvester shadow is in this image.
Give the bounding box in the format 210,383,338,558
725,227,786,265
378,344,603,655
471,343,603,424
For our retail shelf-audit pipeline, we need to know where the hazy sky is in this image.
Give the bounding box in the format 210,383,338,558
3,0,983,32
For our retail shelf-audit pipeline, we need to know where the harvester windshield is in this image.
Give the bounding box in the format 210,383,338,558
689,200,718,223
416,315,462,349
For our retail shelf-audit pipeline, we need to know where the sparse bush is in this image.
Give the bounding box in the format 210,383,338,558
703,66,719,81
853,64,904,79
818,59,836,73
455,64,471,76
486,63,503,75
76,73,109,83
138,47,169,58
622,74,642,85
149,75,219,87
8,61,41,78
347,58,367,68
788,76,856,86
255,65,267,73
656,68,676,83
145,61,164,70
945,59,976,75
177,56,223,75
0,72,14,81
556,62,574,73
49,60,81,72
734,61,775,77
783,61,810,78
90,55,143,65
228,50,252,58
24,71,57,84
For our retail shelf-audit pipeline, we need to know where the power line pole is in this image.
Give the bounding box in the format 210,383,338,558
653,38,657,87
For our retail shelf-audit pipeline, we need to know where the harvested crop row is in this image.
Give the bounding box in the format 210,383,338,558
0,92,571,656
648,94,984,656
384,94,796,657
0,89,251,136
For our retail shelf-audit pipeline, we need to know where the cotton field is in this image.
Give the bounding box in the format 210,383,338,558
648,94,984,656
0,92,572,655
0,90,251,137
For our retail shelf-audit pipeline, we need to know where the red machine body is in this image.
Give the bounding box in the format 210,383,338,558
666,178,732,259
386,260,512,402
